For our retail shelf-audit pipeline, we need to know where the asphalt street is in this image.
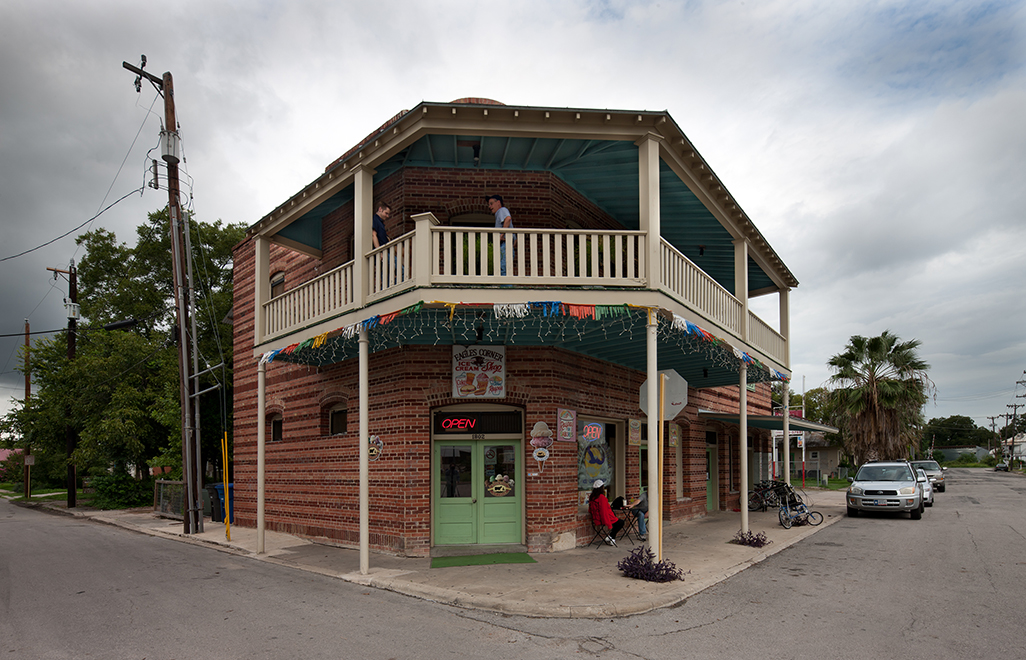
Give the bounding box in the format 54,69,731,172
2,468,1022,659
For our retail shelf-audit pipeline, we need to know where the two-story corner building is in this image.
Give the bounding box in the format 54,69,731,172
232,98,818,561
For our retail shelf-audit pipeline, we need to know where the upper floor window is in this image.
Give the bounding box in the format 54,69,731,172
329,404,347,436
270,272,285,298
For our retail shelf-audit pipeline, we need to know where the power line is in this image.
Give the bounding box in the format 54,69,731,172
0,187,144,263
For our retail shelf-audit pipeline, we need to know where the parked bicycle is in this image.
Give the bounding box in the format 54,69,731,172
776,484,823,528
748,480,789,512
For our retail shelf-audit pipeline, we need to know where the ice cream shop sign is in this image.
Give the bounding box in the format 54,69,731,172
452,346,506,398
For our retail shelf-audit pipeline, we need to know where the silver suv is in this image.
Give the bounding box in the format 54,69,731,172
847,460,924,520
910,460,946,492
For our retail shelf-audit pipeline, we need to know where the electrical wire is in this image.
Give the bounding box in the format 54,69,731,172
0,187,145,263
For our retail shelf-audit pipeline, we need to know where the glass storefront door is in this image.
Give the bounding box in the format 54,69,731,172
435,440,522,545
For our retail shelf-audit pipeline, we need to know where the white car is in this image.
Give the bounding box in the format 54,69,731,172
847,460,923,519
916,468,934,507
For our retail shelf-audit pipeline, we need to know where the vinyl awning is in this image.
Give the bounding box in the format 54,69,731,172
698,411,838,434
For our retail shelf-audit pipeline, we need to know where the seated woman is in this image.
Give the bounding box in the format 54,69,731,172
628,489,648,541
588,479,624,546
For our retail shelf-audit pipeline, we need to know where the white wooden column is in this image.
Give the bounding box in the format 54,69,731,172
637,133,662,288
779,287,791,368
353,165,375,308
646,310,661,558
734,238,749,341
739,362,749,533
254,236,270,346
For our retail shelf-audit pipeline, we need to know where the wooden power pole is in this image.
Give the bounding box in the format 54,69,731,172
123,57,203,533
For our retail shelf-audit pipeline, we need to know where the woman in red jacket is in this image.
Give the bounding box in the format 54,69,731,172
588,480,623,546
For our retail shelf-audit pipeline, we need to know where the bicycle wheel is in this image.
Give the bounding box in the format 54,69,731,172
748,492,764,511
765,490,781,508
807,511,823,526
779,507,792,529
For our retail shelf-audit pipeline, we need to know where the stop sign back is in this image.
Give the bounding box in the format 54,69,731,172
639,369,688,418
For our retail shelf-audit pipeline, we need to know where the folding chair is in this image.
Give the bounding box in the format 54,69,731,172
588,518,614,548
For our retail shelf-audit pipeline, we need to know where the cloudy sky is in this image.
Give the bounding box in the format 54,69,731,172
1,0,1024,431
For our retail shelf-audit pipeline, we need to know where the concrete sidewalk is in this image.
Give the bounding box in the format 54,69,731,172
21,489,847,618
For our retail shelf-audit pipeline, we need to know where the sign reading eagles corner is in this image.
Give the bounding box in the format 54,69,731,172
452,345,506,398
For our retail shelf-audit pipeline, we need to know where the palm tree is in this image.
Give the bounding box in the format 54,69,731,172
827,330,932,464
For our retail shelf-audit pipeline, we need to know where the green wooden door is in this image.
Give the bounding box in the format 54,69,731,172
706,445,718,512
435,440,521,545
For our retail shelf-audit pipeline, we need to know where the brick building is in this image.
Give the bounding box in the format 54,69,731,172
232,99,815,564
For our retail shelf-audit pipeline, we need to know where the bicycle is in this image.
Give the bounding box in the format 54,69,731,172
777,484,823,528
748,480,789,512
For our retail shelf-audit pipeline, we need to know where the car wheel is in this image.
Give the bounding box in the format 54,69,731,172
911,505,922,520
847,507,859,517
939,485,945,492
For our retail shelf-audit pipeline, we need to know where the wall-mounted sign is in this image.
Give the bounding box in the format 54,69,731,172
368,435,383,461
433,410,523,435
453,346,506,398
669,422,679,448
629,418,642,446
557,408,576,442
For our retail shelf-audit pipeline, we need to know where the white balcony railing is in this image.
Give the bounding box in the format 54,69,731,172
659,239,743,338
260,217,786,366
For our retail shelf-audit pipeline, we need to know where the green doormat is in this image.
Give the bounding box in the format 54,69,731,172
431,553,537,568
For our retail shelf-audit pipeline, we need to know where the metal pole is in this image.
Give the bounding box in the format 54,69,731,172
739,362,749,534
782,387,791,485
257,360,266,553
645,310,660,559
183,216,203,533
359,327,370,575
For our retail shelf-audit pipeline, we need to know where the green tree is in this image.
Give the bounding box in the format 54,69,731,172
1,210,244,483
827,330,933,464
921,415,992,450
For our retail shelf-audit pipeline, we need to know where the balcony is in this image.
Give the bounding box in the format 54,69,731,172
260,213,787,367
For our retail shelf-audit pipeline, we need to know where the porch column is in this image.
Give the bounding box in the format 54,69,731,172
637,133,662,288
734,239,749,341
782,386,791,485
257,360,266,554
254,236,270,346
646,309,661,558
779,288,790,368
354,164,376,308
412,212,440,285
359,326,369,575
739,361,749,533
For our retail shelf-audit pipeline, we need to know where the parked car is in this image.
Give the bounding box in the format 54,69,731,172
916,468,934,507
847,460,923,519
995,462,1009,471
910,459,947,492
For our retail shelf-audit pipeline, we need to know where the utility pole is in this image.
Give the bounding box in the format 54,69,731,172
1008,402,1024,468
47,263,78,507
123,57,203,534
23,319,31,499
987,416,999,454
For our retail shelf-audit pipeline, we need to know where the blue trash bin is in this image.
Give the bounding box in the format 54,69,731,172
213,483,234,523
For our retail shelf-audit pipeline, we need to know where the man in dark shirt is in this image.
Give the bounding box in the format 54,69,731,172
372,202,391,249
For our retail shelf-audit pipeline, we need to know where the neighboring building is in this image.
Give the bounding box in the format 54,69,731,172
937,446,990,462
790,432,844,481
232,99,808,558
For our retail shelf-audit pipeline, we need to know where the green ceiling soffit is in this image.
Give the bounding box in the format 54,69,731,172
281,134,776,293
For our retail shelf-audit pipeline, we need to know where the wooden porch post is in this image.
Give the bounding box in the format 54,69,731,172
637,133,662,288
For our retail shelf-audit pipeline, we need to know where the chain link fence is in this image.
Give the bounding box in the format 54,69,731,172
154,479,184,519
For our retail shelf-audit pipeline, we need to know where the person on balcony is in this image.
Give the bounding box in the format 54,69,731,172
487,194,513,277
372,202,392,285
372,202,391,248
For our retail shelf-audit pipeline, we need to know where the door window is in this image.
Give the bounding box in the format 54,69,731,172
440,445,472,498
484,445,516,497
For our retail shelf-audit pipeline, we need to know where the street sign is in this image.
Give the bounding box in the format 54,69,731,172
640,369,688,418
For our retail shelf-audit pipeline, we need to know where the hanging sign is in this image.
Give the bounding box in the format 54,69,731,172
452,345,505,398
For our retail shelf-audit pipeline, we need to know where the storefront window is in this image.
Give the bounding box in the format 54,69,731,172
578,418,615,492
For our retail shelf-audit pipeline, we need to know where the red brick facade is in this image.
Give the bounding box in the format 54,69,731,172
233,165,775,558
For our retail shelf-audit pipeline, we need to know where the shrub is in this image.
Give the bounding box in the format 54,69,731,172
91,469,153,510
0,451,24,486
731,530,771,548
616,545,687,582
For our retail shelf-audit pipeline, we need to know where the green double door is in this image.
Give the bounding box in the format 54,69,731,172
434,440,523,546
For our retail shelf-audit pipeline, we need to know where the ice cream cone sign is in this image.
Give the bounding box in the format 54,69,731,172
530,421,553,470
